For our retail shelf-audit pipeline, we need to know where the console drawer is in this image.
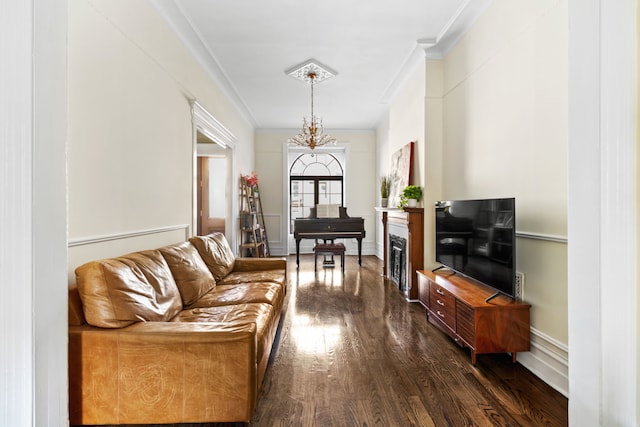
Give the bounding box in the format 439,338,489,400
430,285,456,329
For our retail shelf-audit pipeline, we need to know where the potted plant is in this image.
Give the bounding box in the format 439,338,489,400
399,185,422,208
380,175,391,207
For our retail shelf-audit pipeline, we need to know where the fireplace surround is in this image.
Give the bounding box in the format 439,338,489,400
389,233,407,292
377,207,424,300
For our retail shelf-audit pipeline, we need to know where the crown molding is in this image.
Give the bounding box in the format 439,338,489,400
427,0,493,59
379,40,435,104
150,0,258,127
380,0,493,103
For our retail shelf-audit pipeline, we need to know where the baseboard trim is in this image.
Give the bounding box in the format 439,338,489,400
517,327,569,397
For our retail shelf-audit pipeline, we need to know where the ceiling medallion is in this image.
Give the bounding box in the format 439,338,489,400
286,59,337,150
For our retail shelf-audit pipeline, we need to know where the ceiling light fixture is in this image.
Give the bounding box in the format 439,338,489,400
287,60,337,150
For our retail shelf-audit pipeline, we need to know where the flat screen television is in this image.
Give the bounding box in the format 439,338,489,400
434,197,516,301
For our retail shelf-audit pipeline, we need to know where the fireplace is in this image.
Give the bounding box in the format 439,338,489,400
377,207,424,301
389,234,407,292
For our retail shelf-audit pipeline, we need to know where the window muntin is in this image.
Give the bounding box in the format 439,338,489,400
289,152,344,232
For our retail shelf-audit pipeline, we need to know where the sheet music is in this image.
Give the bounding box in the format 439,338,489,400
316,204,340,218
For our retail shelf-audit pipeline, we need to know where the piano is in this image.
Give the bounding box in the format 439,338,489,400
293,206,366,267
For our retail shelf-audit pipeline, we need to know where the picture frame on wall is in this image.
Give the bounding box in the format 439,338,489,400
387,141,414,208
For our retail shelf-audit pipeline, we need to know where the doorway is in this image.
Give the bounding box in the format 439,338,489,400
196,130,230,238
197,154,227,236
191,101,237,249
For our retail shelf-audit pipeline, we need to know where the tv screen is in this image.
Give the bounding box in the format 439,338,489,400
435,198,516,299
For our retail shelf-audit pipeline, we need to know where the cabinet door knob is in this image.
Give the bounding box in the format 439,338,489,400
437,299,445,306
436,288,445,295
437,311,445,318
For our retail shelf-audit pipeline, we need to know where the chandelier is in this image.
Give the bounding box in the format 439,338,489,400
287,63,337,150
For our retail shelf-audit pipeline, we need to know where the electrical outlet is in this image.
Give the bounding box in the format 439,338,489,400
515,272,525,300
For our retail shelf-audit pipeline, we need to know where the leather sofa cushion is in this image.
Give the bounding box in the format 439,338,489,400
172,303,274,361
159,241,216,305
187,282,285,314
75,250,183,328
217,270,286,287
189,232,235,280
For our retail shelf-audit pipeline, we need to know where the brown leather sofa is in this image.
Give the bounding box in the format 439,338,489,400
68,232,286,425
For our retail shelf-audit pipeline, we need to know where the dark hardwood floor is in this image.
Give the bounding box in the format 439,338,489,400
248,255,567,426
89,255,568,427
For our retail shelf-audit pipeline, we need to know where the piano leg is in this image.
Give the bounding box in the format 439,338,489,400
357,238,363,265
296,239,301,268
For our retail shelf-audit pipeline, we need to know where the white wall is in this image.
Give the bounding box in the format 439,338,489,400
255,130,376,256
637,4,640,416
1,1,68,426
67,0,254,278
568,0,638,425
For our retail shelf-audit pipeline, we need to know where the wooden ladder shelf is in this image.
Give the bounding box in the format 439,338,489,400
239,175,270,257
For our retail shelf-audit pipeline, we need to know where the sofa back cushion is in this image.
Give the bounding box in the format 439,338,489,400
189,232,236,280
75,250,183,328
159,241,216,305
68,284,86,326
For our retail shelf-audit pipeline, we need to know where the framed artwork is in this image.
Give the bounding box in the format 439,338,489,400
388,142,414,208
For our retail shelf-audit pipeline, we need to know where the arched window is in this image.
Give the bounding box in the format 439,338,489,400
289,152,344,232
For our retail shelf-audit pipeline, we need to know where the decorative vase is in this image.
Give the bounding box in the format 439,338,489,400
407,198,418,208
381,198,388,208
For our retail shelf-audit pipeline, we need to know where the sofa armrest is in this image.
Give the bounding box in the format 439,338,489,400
233,257,287,272
69,322,258,425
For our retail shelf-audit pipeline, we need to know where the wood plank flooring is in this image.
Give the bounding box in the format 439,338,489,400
85,255,568,427
248,255,567,426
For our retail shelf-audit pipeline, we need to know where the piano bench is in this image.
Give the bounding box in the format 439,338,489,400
313,243,346,272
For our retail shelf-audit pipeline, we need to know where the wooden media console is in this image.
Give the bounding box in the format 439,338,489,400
417,269,530,364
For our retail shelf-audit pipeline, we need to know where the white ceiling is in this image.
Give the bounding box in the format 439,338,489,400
153,0,491,130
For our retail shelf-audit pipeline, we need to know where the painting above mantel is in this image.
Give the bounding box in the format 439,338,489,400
387,142,414,209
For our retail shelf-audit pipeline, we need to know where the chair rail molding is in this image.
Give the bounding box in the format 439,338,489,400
68,224,190,247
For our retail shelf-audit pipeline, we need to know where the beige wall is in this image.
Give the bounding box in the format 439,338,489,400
423,60,445,270
388,64,426,186
67,0,254,278
443,0,568,237
375,117,391,256
255,130,376,256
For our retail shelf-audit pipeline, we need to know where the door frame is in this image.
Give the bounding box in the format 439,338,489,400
197,154,227,236
191,101,237,248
